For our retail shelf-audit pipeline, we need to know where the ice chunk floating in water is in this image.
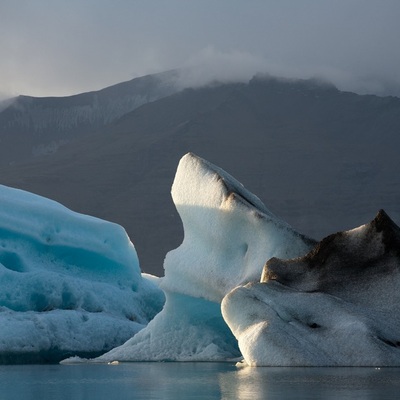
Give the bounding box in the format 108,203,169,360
222,210,400,366
97,152,314,362
0,185,164,363
8,152,397,366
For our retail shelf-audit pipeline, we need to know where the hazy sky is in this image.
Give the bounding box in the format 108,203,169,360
1,0,400,98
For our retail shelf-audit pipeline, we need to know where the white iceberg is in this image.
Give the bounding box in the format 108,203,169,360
0,185,164,363
97,153,314,362
222,210,400,366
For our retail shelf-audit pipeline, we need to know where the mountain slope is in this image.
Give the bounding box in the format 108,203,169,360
0,70,179,165
1,75,399,276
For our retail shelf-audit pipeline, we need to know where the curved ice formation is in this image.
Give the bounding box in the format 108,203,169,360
163,153,316,303
0,185,164,363
222,210,400,366
97,153,314,362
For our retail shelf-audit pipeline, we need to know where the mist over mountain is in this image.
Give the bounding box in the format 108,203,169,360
1,73,399,276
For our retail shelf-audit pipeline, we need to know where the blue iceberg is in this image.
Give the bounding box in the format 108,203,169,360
5,152,397,367
0,185,164,363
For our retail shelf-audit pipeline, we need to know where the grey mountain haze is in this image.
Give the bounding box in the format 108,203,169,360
0,72,399,276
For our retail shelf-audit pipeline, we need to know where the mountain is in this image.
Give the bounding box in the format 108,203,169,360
0,70,179,166
1,74,399,276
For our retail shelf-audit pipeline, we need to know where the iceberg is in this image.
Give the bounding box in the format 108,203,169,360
0,185,164,363
9,151,398,366
97,153,314,362
222,210,400,366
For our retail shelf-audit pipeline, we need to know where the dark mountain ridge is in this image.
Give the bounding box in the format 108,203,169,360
0,70,179,165
1,74,399,276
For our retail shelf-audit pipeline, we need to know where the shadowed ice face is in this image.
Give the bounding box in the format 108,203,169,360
222,210,400,366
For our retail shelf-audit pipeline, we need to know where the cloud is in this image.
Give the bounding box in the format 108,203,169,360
1,1,400,97
176,47,270,88
174,46,400,98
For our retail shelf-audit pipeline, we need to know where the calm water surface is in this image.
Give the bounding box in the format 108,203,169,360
0,362,399,399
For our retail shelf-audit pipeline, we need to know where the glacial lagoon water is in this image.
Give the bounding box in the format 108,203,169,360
1,363,400,399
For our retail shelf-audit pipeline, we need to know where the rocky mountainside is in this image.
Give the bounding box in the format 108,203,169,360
0,70,179,165
1,74,399,275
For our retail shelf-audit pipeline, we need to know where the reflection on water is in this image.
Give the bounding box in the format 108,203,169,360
220,365,400,400
0,362,400,399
